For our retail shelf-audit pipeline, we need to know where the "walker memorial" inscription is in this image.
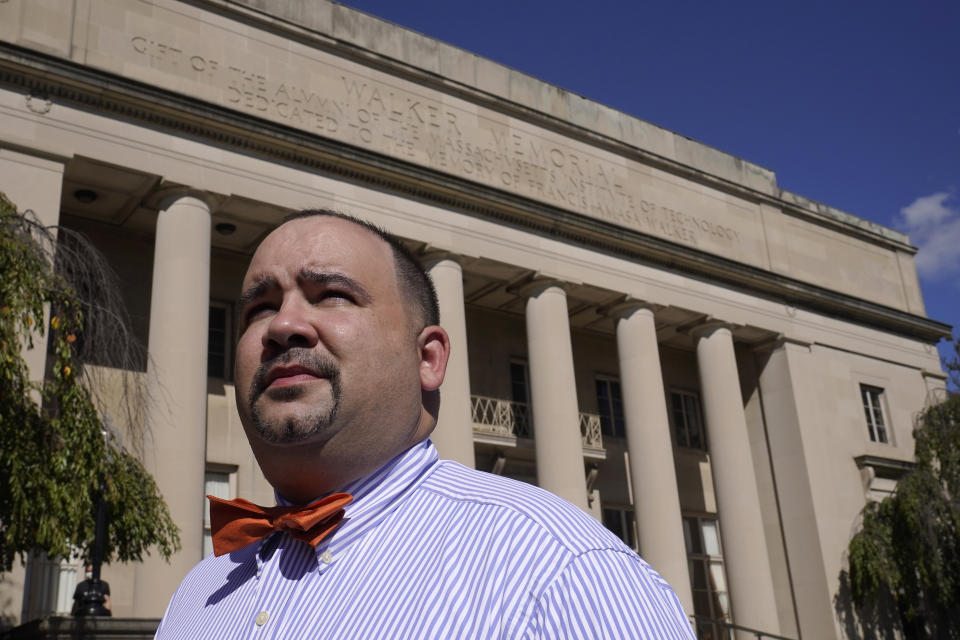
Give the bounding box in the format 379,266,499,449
125,27,745,253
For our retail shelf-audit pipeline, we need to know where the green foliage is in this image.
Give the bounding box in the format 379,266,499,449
0,192,179,571
944,333,960,392
847,393,960,638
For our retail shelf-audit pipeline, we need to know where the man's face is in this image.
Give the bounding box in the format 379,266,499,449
234,216,425,466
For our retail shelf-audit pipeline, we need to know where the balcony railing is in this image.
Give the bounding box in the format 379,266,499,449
470,395,603,454
470,395,532,440
688,614,795,640
579,412,604,451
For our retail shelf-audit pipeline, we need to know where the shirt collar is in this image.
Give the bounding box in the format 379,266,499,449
271,439,440,559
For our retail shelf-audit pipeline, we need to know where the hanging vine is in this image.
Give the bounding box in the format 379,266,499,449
0,191,179,571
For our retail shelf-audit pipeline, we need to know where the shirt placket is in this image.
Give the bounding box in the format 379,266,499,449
242,535,339,639
242,534,288,639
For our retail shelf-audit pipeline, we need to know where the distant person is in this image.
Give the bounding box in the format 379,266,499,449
71,565,111,616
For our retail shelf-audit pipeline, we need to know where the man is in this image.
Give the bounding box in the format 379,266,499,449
157,210,695,638
71,565,111,616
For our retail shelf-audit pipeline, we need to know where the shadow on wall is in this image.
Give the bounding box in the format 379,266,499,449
834,569,900,640
1,601,15,633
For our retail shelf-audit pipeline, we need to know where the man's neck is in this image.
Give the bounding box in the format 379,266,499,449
257,437,430,505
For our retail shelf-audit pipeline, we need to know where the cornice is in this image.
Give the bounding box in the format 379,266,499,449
211,0,912,251
0,46,950,344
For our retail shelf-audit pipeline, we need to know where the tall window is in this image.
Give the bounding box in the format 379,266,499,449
22,551,83,619
509,360,529,405
602,506,637,551
860,385,889,443
684,516,732,640
595,377,625,438
671,390,705,450
202,466,236,557
207,303,231,379
509,360,532,438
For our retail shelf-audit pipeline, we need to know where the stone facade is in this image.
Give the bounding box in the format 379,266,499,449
0,1,950,638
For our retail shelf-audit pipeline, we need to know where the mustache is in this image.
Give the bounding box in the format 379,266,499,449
250,349,341,401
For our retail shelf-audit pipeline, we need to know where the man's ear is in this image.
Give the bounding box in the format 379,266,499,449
417,325,450,391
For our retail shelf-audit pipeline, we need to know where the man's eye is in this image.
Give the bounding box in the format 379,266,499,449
244,303,276,322
317,290,354,304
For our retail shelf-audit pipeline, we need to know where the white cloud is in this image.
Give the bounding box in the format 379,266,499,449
900,192,955,228
896,192,960,280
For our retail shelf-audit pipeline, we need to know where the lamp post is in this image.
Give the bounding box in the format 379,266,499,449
76,474,110,617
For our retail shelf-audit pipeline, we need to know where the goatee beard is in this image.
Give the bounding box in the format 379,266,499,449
248,349,342,444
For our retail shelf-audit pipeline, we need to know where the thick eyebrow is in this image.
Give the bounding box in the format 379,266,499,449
237,275,279,312
298,268,372,304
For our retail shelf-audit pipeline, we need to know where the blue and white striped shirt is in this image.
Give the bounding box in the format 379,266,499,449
157,440,695,639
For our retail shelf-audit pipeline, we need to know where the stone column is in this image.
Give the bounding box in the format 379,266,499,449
0,149,65,384
520,279,589,512
612,302,694,616
757,340,835,639
133,194,211,617
0,149,64,625
424,254,475,468
694,324,780,636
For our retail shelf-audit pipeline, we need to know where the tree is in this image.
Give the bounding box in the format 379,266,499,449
846,391,960,639
0,191,179,573
944,333,960,393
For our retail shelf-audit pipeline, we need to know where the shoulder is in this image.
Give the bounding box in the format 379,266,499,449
421,460,627,556
420,462,693,638
533,549,695,638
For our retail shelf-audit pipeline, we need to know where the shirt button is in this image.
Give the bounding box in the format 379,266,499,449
320,551,333,564
255,611,269,626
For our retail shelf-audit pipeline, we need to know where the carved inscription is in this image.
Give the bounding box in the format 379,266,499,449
128,35,741,249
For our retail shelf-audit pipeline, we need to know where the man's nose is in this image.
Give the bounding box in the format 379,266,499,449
263,300,318,349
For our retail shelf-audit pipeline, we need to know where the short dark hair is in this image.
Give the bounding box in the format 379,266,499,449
281,209,440,330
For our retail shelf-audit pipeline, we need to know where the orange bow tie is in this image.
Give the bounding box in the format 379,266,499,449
207,493,353,557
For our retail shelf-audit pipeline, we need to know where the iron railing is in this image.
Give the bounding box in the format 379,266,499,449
470,395,532,439
578,411,603,450
688,614,795,640
470,395,603,451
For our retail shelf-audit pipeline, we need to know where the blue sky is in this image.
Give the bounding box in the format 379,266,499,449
339,1,960,381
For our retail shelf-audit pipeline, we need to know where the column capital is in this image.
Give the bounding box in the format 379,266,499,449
751,334,812,353
147,185,219,212
507,273,578,298
687,318,738,341
597,295,662,321
419,246,474,269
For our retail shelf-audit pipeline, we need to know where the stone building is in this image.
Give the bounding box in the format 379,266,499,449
0,1,950,637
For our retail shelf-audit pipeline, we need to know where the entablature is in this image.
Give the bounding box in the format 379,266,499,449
0,35,949,345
